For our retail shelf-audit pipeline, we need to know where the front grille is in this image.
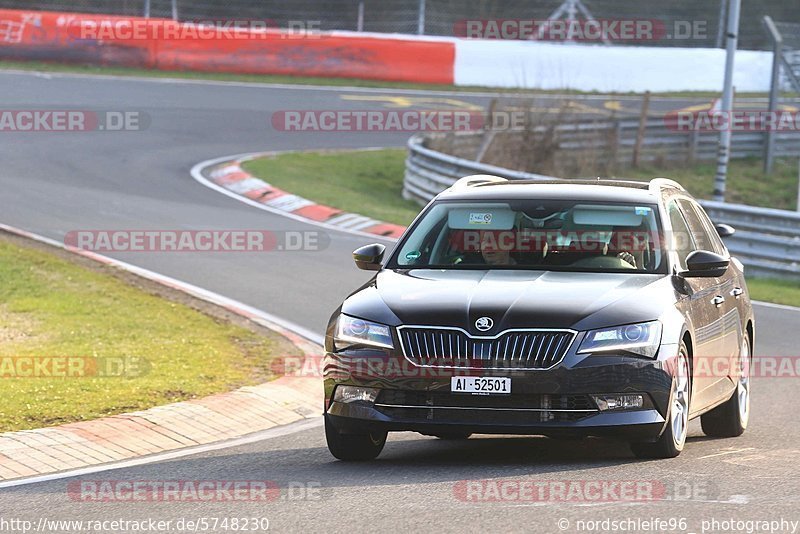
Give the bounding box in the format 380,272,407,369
375,390,598,423
397,327,574,369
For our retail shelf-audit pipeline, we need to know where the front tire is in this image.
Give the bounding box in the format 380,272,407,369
631,343,691,459
701,334,751,438
325,415,387,461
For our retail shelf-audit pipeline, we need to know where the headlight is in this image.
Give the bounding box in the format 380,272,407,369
578,321,662,358
334,314,393,350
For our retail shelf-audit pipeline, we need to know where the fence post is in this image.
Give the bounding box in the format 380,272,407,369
171,0,178,20
713,0,741,202
609,120,622,169
632,91,651,168
763,16,783,175
144,0,150,18
687,129,699,164
357,1,364,32
417,0,426,35
715,0,727,48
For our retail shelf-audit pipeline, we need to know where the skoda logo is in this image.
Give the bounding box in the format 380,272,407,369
475,317,494,332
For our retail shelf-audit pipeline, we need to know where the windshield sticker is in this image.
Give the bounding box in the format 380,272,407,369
469,212,493,225
405,250,421,261
635,207,651,216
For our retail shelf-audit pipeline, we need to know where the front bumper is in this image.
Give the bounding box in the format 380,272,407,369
323,343,679,442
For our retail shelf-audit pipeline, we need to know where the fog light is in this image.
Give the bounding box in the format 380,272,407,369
333,386,379,404
592,394,644,411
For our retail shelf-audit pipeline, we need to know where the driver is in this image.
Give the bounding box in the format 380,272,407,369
480,230,517,266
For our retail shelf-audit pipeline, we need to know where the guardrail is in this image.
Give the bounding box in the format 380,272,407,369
417,117,800,175
404,134,800,280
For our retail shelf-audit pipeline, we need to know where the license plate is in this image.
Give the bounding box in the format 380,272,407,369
451,376,511,395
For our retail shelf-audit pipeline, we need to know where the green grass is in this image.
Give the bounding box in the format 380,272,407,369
0,59,785,98
746,278,800,308
242,149,423,226
616,157,800,211
0,235,298,431
243,149,800,223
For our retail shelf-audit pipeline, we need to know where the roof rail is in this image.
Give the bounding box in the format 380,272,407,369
450,174,508,190
649,178,686,193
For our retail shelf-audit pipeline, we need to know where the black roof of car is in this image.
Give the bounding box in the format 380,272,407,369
437,177,684,204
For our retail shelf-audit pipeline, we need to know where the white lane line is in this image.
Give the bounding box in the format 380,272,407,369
0,417,323,489
325,213,363,226
752,300,800,313
190,153,398,243
0,68,680,100
264,194,314,212
326,214,378,230
697,447,756,460
337,216,377,230
210,164,242,179
349,219,382,231
226,177,269,194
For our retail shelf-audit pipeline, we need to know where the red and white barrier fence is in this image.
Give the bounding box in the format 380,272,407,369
0,9,771,92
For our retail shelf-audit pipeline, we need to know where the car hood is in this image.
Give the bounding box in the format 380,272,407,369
342,269,673,334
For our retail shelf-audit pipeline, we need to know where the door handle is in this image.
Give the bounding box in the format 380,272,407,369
711,295,725,307
730,287,743,299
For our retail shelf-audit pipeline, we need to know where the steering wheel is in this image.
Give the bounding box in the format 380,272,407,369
570,256,636,270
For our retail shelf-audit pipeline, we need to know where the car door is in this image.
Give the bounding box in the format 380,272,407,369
681,199,744,373
666,199,728,409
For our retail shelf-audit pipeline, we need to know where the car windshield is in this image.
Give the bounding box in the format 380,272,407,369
391,199,666,273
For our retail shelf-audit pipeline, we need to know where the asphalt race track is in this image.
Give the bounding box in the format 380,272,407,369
0,70,799,533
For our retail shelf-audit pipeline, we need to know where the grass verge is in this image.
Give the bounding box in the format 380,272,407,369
745,278,800,308
242,149,423,226
0,233,300,432
241,149,800,223
617,157,800,211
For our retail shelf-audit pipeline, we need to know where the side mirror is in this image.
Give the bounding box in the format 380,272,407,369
682,250,730,278
715,223,735,238
353,243,386,271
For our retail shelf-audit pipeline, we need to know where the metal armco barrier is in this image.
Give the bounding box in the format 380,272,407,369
404,134,800,280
